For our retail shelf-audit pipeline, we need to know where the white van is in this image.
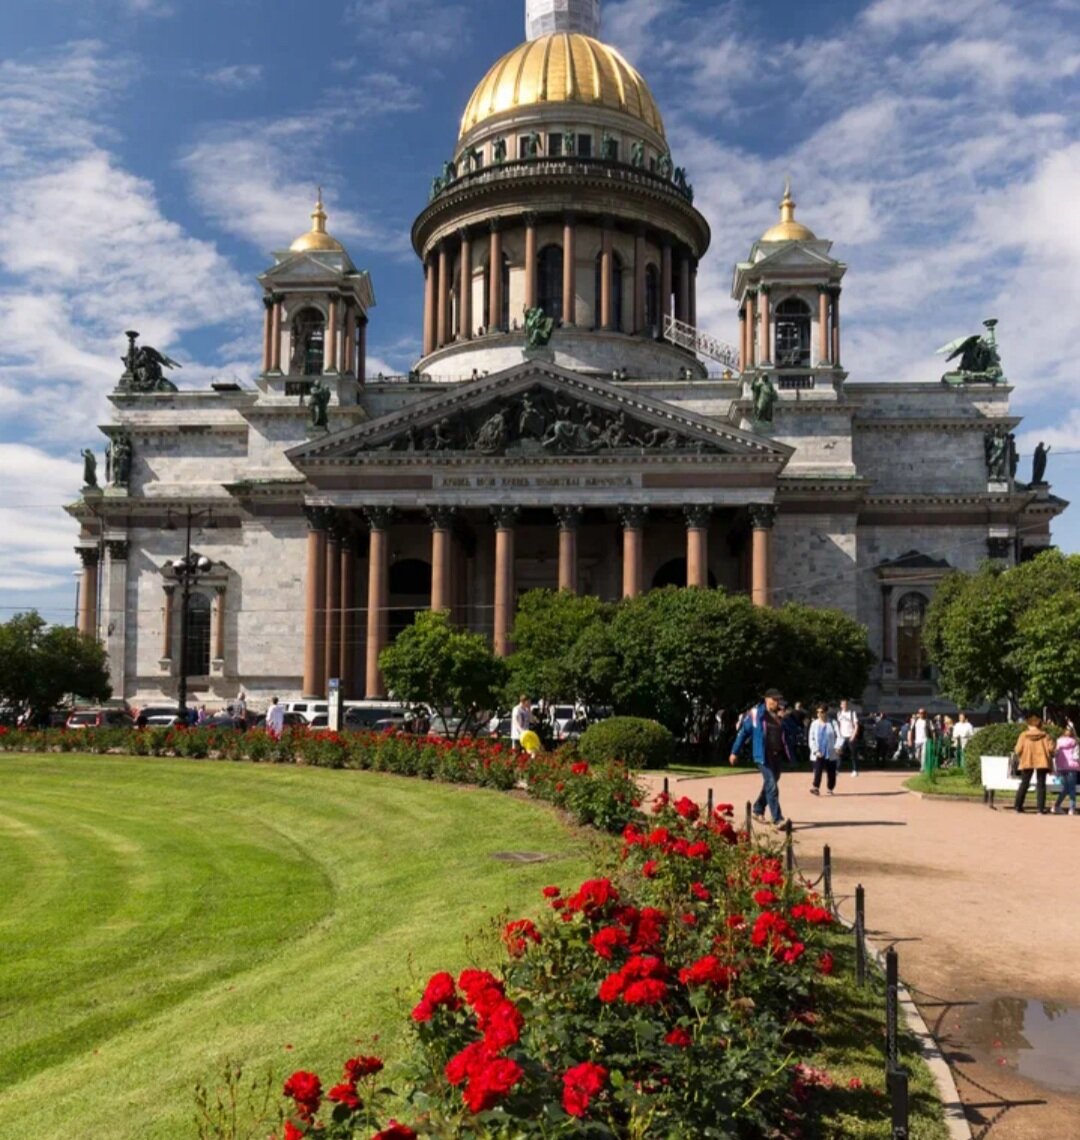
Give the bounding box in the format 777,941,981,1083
283,700,329,726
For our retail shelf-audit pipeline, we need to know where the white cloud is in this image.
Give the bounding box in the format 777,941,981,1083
344,0,469,60
199,64,263,90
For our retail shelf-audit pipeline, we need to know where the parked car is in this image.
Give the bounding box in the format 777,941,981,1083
66,708,134,729
133,706,181,727
284,701,329,725
343,702,410,731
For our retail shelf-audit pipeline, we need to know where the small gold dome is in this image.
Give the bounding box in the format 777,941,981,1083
460,33,665,140
761,183,816,242
291,190,345,253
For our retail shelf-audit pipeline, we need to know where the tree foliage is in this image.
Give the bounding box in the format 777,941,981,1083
0,612,111,724
924,550,1080,718
380,611,508,735
772,603,876,705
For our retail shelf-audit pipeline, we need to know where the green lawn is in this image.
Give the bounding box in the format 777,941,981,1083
0,755,594,1140
904,768,984,799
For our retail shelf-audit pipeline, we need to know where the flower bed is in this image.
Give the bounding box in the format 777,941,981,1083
270,794,862,1138
0,726,641,835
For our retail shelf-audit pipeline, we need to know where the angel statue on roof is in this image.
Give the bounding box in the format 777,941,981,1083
937,319,1004,385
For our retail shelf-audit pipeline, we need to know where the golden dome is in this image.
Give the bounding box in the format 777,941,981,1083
761,182,816,242
291,190,345,253
459,33,665,140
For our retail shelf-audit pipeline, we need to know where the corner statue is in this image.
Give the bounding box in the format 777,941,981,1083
751,373,778,425
81,448,98,488
119,331,180,393
308,378,331,430
523,306,555,350
937,318,1004,385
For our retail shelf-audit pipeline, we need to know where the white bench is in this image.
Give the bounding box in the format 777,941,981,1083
980,754,1062,808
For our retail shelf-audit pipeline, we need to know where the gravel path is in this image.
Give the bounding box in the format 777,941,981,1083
642,767,1080,1139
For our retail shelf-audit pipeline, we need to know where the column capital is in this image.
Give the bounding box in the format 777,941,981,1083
619,504,649,529
828,285,842,298
105,539,129,562
304,505,335,533
881,583,894,597
523,211,539,228
758,282,772,295
263,294,276,311
554,505,584,531
600,213,615,231
491,505,520,529
213,583,227,597
683,505,712,530
427,505,457,531
365,506,396,532
748,503,777,531
738,308,747,321
457,226,472,243
76,546,99,568
162,582,176,596
489,216,503,233
563,210,578,226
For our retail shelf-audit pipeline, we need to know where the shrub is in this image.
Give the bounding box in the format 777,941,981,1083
963,721,1062,785
578,716,674,770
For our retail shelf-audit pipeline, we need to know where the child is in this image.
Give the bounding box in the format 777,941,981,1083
1052,724,1079,816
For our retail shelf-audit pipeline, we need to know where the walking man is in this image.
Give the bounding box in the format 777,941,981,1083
511,695,532,753
266,696,285,740
729,688,793,828
836,698,860,777
234,691,248,732
808,705,839,795
873,713,894,763
912,708,929,771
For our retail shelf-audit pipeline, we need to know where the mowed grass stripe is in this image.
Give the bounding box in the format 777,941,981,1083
0,755,593,1140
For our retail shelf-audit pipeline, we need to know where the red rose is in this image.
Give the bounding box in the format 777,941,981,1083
674,796,700,821
679,954,734,989
343,1056,383,1080
502,918,542,957
685,840,711,860
589,925,629,960
642,859,659,878
462,1056,523,1113
562,1061,608,1118
818,951,835,976
458,969,503,1004
282,1123,306,1140
282,1071,322,1121
598,972,626,1002
445,1040,492,1087
623,978,668,1005
725,913,746,930
665,1026,693,1048
651,791,671,813
647,826,671,847
566,877,619,915
571,761,589,775
542,885,561,898
479,998,524,1050
691,881,711,901
327,1081,361,1110
753,889,778,907
372,1122,418,1139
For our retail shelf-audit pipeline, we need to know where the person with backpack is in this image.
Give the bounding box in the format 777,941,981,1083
1013,713,1055,814
729,688,795,828
808,705,840,796
1052,723,1079,816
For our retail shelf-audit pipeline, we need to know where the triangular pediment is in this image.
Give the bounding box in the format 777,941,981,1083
751,243,840,271
262,254,351,281
287,361,792,465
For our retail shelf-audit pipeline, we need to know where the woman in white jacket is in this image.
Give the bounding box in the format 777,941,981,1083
808,706,840,796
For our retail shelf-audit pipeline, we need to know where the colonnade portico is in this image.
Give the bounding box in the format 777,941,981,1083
300,500,776,700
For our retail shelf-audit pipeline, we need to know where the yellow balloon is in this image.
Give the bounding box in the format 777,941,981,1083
520,730,542,754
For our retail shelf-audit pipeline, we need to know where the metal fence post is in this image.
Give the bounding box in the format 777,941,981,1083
706,787,714,817
784,820,794,874
885,948,899,1068
855,883,866,987
887,1066,910,1139
822,844,833,910
663,776,669,796
745,800,753,835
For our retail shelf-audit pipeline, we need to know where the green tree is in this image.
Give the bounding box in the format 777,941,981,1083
0,612,111,725
607,587,771,742
506,589,613,706
924,550,1080,712
772,603,874,705
379,610,507,736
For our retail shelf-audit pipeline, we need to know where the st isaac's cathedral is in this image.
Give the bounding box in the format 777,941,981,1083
69,0,1066,711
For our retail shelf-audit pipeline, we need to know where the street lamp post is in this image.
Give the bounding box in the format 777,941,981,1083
164,507,214,722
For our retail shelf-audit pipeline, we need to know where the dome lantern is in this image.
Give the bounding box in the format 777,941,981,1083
291,188,346,254
760,181,816,243
526,0,600,39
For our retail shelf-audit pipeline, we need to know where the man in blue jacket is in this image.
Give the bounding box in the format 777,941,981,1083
728,688,794,828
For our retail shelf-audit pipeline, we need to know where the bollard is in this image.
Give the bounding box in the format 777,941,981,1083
887,1065,910,1139
745,801,753,836
663,776,669,797
885,948,900,1068
855,883,866,987
706,787,714,817
784,820,794,874
822,845,833,910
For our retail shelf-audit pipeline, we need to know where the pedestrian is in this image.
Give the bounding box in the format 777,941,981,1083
196,703,208,726
808,705,839,796
912,708,929,770
790,701,810,766
1013,713,1055,814
266,696,285,739
729,688,793,829
873,713,894,763
234,691,248,732
836,698,860,777
1052,723,1078,816
952,712,974,767
511,695,532,753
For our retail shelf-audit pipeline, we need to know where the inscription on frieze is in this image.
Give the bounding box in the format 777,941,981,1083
434,474,638,490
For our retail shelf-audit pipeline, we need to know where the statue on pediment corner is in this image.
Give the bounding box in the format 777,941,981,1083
119,331,180,393
81,448,98,488
523,306,555,350
984,425,1009,480
937,318,1004,384
110,434,133,487
308,377,331,431
751,373,778,424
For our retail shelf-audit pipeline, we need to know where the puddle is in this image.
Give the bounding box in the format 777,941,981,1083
957,997,1080,1094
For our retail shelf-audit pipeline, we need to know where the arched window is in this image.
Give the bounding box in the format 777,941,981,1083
537,245,563,321
289,307,325,376
645,264,660,336
774,298,811,368
594,251,624,331
896,593,931,682
482,253,511,331
183,592,212,677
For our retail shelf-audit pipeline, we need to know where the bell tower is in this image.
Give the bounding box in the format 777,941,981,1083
526,0,600,39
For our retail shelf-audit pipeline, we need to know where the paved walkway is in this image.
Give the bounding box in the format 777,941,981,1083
642,768,1080,1139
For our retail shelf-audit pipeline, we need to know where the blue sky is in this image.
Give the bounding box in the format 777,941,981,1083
0,0,1077,622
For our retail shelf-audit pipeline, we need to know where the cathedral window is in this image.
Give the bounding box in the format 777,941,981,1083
896,592,931,682
183,592,212,678
547,133,563,157
645,264,660,335
537,245,563,321
774,298,811,368
289,306,325,376
577,133,593,158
